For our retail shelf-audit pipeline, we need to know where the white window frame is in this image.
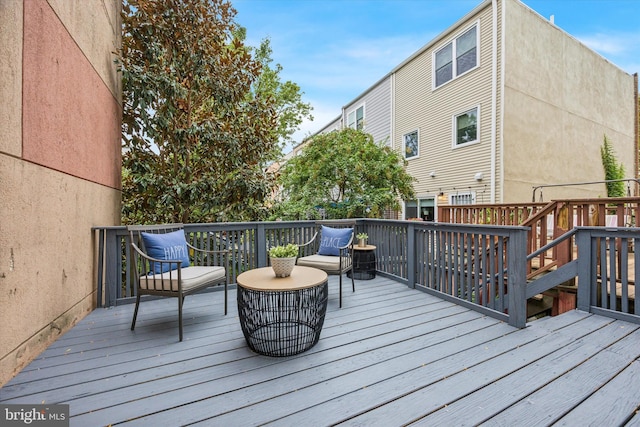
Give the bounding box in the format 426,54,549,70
452,105,480,148
449,192,476,205
432,22,479,89
403,129,419,160
347,104,365,130
404,197,436,221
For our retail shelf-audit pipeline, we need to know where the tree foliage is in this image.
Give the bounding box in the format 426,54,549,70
274,128,416,219
247,32,313,147
600,134,626,197
119,0,311,224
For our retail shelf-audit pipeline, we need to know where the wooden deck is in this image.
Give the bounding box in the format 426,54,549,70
2,275,640,426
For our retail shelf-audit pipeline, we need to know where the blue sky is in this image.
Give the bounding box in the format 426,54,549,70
232,0,640,151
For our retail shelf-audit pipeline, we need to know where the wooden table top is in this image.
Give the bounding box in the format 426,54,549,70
236,266,328,291
353,244,376,251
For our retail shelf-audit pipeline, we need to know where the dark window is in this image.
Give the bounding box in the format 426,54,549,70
434,24,478,88
404,130,419,159
455,107,478,146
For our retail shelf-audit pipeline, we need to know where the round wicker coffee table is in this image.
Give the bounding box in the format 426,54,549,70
236,266,328,356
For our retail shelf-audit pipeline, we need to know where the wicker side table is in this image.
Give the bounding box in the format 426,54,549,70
348,245,377,280
236,266,328,356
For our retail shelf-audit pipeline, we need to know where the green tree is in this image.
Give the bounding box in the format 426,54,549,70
247,32,313,148
274,128,416,219
600,134,626,197
119,0,311,224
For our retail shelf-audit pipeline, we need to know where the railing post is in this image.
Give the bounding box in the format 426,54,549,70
508,228,528,328
95,228,105,308
256,222,267,268
576,228,592,312
407,222,416,289
104,228,120,307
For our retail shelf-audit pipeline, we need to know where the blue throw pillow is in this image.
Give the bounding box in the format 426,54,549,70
141,230,191,274
318,226,353,256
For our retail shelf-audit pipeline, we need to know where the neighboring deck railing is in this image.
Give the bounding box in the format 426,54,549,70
439,197,640,279
93,219,640,328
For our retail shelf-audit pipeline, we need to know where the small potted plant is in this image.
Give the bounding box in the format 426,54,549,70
356,232,368,247
268,243,299,277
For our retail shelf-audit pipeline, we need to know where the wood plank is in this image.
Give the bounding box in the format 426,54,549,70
417,320,639,425
69,302,480,424
625,412,640,427
2,280,428,398
130,317,509,426
554,359,640,426
480,326,640,426
308,312,608,425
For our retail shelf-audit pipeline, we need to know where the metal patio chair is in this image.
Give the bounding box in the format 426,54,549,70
296,221,355,307
128,224,229,341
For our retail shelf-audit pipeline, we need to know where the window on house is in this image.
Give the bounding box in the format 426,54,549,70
454,107,478,146
435,44,453,88
405,200,418,219
450,192,475,205
434,24,478,88
347,105,364,130
456,26,477,75
404,198,435,221
403,130,419,159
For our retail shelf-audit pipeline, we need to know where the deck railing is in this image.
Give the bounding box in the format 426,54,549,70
439,197,640,279
93,221,321,307
93,219,640,328
576,227,640,321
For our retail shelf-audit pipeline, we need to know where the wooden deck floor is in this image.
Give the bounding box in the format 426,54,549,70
2,275,640,426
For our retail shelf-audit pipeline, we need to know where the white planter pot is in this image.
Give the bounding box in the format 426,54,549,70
270,256,296,277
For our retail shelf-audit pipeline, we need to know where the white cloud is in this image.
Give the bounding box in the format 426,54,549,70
576,31,640,73
284,101,342,154
577,34,628,56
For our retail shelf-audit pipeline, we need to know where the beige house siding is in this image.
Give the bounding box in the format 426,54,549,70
395,4,497,205
338,76,392,146
356,77,392,145
495,0,504,203
502,0,636,201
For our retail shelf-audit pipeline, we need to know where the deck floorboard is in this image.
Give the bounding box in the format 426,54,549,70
2,275,639,426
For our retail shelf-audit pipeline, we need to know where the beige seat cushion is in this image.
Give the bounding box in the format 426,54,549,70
139,266,226,292
297,254,351,274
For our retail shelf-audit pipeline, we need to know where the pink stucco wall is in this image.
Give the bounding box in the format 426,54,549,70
0,0,121,385
22,0,121,189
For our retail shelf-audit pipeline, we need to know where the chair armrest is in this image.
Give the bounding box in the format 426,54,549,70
338,233,355,251
298,232,319,258
185,242,230,268
185,242,231,256
298,232,318,249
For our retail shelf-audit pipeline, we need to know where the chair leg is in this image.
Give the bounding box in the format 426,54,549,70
224,282,228,315
178,295,184,342
350,267,355,292
131,294,141,331
339,273,343,308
